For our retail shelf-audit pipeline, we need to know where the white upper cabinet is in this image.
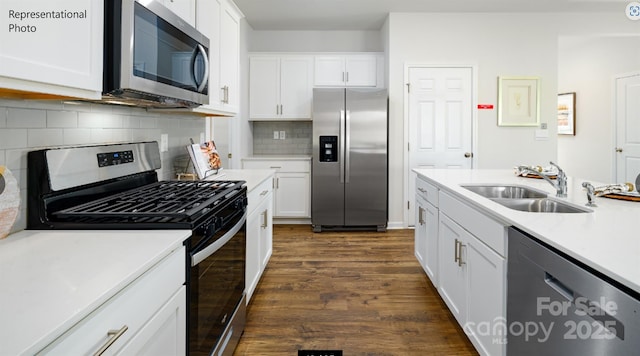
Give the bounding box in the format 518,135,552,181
162,0,196,26
0,0,103,99
314,54,382,87
249,55,313,120
193,0,243,116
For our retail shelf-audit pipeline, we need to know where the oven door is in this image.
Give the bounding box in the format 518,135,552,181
188,201,246,356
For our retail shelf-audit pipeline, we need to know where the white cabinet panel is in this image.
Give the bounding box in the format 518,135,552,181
245,175,273,303
314,55,380,87
438,213,468,324
0,0,103,99
39,247,186,355
162,0,196,26
249,55,313,120
274,172,310,218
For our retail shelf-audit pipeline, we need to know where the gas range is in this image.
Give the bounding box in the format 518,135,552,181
26,141,248,356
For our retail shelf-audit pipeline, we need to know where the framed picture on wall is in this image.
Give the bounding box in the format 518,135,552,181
557,92,576,135
497,76,540,127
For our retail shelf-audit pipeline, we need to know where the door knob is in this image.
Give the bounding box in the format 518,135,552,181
616,148,623,153
464,152,473,158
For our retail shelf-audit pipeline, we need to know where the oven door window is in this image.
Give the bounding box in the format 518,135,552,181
189,214,245,355
133,2,208,93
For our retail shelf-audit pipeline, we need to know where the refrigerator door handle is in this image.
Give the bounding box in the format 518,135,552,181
340,110,346,183
345,110,351,183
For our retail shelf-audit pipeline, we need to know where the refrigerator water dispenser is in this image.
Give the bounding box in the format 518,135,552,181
319,136,338,162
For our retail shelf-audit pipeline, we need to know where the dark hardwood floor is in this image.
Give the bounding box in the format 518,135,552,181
234,225,477,356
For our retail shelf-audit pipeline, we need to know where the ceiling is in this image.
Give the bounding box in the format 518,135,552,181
233,0,630,30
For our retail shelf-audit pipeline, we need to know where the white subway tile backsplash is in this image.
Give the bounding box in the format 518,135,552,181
63,128,93,145
5,149,28,171
140,117,158,128
28,129,64,147
47,111,79,128
7,108,47,128
0,129,28,149
79,112,123,128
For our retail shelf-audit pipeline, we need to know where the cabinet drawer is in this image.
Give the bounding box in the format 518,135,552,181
39,247,186,355
439,191,507,256
416,177,439,207
243,159,310,172
247,176,274,215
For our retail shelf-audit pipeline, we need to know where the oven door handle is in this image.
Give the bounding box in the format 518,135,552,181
192,212,246,266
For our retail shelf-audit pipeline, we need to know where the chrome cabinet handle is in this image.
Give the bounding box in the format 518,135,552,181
454,239,460,264
94,325,128,356
261,209,268,228
418,206,425,225
346,71,349,83
455,239,466,267
260,190,268,196
417,188,427,194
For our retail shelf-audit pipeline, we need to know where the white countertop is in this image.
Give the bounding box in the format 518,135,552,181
241,155,311,161
204,169,274,192
0,230,189,355
414,169,640,294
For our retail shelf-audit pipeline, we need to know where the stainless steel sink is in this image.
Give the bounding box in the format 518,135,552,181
492,198,591,213
462,185,548,199
461,184,591,213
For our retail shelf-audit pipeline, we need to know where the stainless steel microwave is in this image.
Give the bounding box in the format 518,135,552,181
104,0,210,108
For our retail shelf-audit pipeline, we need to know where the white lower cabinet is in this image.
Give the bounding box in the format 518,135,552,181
245,175,274,303
438,191,507,356
39,247,186,355
242,159,311,219
415,175,507,356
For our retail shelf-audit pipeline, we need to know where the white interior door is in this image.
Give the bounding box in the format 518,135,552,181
407,66,474,226
615,73,640,184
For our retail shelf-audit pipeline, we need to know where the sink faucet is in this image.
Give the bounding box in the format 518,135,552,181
581,182,597,207
522,161,568,197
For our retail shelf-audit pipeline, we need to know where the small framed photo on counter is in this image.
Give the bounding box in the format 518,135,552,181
557,92,576,135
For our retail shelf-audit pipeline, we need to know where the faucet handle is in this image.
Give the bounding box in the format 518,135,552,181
582,182,597,207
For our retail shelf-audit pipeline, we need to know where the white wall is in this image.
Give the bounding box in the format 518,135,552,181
248,30,383,52
388,13,559,226
386,12,639,227
558,35,640,183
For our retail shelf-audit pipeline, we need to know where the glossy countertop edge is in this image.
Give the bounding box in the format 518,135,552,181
0,230,190,355
241,155,312,161
204,169,275,192
413,168,640,295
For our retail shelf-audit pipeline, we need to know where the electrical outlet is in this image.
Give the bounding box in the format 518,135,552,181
279,131,286,140
540,123,548,129
273,131,279,139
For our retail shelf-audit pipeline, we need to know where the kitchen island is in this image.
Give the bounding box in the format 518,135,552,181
414,169,640,294
414,169,640,356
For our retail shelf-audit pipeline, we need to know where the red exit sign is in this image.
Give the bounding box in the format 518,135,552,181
477,104,494,109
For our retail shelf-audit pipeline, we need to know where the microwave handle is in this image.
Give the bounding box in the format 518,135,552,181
191,44,210,93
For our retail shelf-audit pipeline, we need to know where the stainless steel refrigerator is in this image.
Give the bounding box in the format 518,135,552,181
311,88,388,232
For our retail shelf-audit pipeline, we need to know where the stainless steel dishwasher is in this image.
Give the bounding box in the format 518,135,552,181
507,227,640,355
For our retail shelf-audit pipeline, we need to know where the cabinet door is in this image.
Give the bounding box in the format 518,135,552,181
246,206,262,303
162,0,196,26
345,56,377,87
314,56,346,86
423,200,439,285
274,173,310,218
0,0,103,99
259,194,273,270
280,57,313,119
414,195,428,270
249,57,280,119
466,235,506,356
196,0,221,109
438,213,468,325
218,0,241,113
118,287,186,356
